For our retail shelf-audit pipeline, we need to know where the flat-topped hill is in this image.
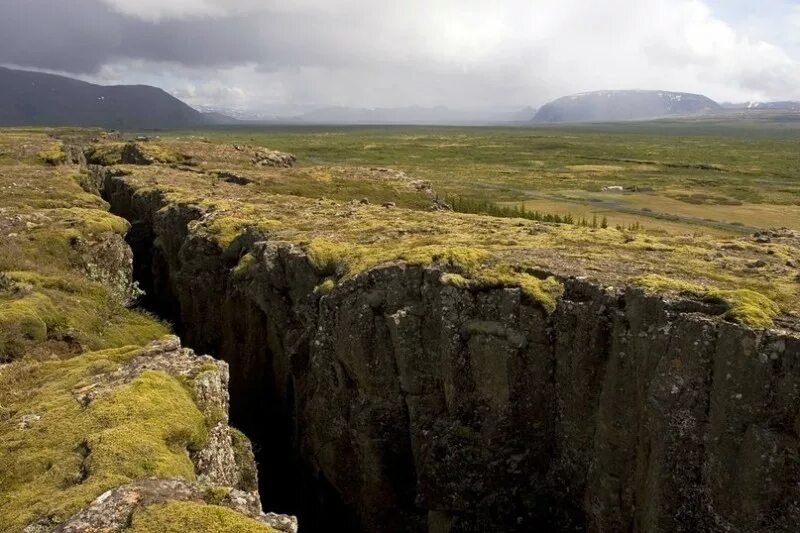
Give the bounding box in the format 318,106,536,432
533,90,721,123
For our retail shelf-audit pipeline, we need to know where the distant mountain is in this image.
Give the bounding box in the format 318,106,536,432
497,106,538,122
532,90,721,123
0,67,231,129
722,101,800,111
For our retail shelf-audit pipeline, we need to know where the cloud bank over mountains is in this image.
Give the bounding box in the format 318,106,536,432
1,0,799,111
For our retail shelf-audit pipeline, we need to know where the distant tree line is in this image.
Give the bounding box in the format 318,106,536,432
447,195,634,229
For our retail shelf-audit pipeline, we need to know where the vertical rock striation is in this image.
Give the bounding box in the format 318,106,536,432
98,170,800,532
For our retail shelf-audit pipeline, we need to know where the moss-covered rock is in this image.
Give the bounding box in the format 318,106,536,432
37,141,67,165
128,501,275,533
634,274,781,328
85,141,185,166
0,131,293,531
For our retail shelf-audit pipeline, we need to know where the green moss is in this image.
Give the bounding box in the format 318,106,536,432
314,278,336,295
306,238,349,275
0,293,51,339
442,270,564,313
0,351,210,531
306,239,567,311
85,142,127,165
97,309,171,350
126,501,274,533
307,240,490,277
85,142,183,166
88,370,208,478
43,207,130,235
228,428,258,493
0,272,168,362
138,143,183,165
399,245,490,271
482,270,563,313
203,486,231,505
0,293,57,360
232,253,257,277
718,289,781,328
37,142,67,165
634,274,780,328
204,216,282,249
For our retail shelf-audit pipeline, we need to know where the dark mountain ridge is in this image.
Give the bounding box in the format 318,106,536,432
0,66,224,129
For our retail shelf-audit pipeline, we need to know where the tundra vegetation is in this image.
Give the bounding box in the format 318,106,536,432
0,120,797,530
0,129,279,532
107,121,798,326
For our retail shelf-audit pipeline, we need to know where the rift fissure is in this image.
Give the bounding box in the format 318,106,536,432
96,166,800,533
110,188,352,532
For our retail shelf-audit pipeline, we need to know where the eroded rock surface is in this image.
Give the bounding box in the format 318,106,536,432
50,478,297,533
18,335,296,533
98,168,800,532
253,149,297,168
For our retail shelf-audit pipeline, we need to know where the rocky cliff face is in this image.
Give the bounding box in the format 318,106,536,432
42,336,297,533
97,168,800,532
0,129,297,532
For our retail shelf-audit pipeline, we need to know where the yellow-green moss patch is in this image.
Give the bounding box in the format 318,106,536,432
0,272,168,361
85,141,184,166
232,253,257,277
204,215,283,249
442,270,564,313
126,501,275,533
634,274,780,328
0,353,209,531
85,142,127,165
314,278,336,295
37,141,67,165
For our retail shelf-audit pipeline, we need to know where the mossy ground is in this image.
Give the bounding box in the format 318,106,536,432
634,274,781,328
37,141,67,165
0,130,201,528
164,119,800,235
0,131,169,361
127,501,275,532
100,135,799,325
0,348,209,531
0,126,798,529
85,140,184,166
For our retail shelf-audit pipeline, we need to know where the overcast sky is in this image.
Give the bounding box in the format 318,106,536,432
2,0,799,111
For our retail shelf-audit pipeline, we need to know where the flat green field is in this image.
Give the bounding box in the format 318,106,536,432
167,114,800,236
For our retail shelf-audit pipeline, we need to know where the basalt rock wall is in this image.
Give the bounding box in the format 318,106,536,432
99,170,800,533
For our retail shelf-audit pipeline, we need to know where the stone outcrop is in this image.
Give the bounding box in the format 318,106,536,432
73,231,142,304
21,335,297,532
253,149,297,168
97,169,800,532
50,478,297,533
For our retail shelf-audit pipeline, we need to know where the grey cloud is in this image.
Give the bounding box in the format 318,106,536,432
1,0,799,108
0,0,432,74
0,0,348,73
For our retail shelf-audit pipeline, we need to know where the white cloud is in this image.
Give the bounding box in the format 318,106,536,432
7,0,800,107
172,81,249,105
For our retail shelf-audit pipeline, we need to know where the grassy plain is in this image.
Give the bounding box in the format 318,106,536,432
72,126,795,327
0,129,274,531
0,115,797,529
166,114,800,236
